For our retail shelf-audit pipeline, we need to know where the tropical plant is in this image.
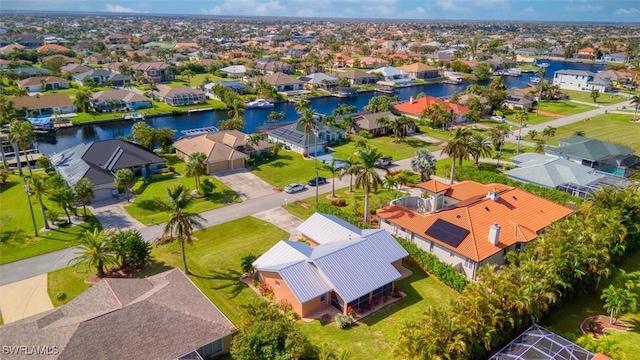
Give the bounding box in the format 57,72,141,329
184,152,207,191
534,140,546,154
323,159,342,198
354,146,385,224
69,228,117,278
74,178,94,216
181,68,195,86
155,185,206,274
297,107,317,157
74,88,93,113
228,99,246,121
469,133,493,167
247,134,263,147
441,128,472,184
219,118,245,130
542,125,556,144
364,95,392,113
411,149,437,182
8,120,35,176
27,174,51,229
488,124,512,152
514,110,529,154
35,156,51,170
267,110,286,122
601,285,637,324
132,122,156,150
108,229,152,270
590,89,600,103
114,168,134,202
527,129,538,140
630,94,640,121
50,185,76,223
241,253,258,274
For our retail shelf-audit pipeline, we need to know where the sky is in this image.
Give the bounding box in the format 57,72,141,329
2,0,640,22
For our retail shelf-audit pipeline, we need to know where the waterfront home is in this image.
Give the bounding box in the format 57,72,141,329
267,122,345,156
545,135,640,177
601,52,628,64
18,76,69,93
345,56,388,69
457,93,492,115
596,69,634,84
10,93,76,117
91,89,152,112
298,72,338,89
254,59,293,75
219,64,247,78
173,130,272,173
1,270,235,359
346,110,409,136
114,61,174,83
503,88,534,110
253,213,408,318
394,96,471,123
552,70,611,92
575,47,596,60
73,69,131,87
155,85,206,106
0,43,26,54
259,72,304,93
332,70,377,86
367,66,411,84
398,62,441,80
203,81,246,96
377,180,574,279
49,139,165,200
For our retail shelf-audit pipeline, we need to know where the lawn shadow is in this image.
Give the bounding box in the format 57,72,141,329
0,181,18,194
626,318,640,335
132,199,160,211
0,229,26,244
134,261,173,278
207,190,239,204
197,268,247,299
268,161,287,168
405,139,430,148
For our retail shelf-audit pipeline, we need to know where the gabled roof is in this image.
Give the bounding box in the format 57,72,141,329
353,110,400,130
506,154,602,188
9,93,73,110
377,181,574,262
173,130,271,164
0,270,235,360
398,62,439,73
297,213,362,245
254,218,408,304
260,72,304,86
267,122,341,146
417,179,451,193
18,76,67,86
298,72,337,84
92,89,150,103
547,135,634,162
394,96,471,117
367,66,406,77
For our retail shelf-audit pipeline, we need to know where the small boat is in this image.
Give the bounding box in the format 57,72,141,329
331,87,358,98
122,112,145,121
529,76,542,85
539,62,550,68
246,99,274,109
443,75,463,85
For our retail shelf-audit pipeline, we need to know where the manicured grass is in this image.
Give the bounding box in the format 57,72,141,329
503,109,555,125
539,100,596,116
563,89,628,105
47,265,93,307
548,113,640,153
252,150,321,188
124,157,240,225
517,64,540,72
542,249,640,358
0,174,101,264
332,135,440,160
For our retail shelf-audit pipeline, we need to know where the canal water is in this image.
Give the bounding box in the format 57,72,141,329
35,60,605,155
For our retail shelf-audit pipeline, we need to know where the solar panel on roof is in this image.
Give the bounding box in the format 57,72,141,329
425,218,469,248
272,127,304,143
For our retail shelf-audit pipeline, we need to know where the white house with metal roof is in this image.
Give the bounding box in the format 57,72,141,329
253,214,408,317
552,69,611,92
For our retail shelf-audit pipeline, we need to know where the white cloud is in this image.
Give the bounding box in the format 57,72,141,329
105,4,137,13
563,4,602,12
522,6,536,14
615,8,639,15
201,0,285,16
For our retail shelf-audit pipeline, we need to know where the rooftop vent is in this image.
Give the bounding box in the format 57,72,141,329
486,188,499,201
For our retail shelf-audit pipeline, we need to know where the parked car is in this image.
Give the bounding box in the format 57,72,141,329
307,177,328,186
284,183,306,194
490,115,506,123
375,156,393,167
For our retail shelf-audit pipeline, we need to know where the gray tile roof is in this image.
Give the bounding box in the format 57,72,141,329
548,135,634,162
506,154,602,188
0,270,235,360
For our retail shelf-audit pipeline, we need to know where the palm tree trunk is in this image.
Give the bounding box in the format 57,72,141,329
0,144,8,169
610,310,615,325
97,261,105,278
332,174,335,197
364,187,370,224
13,142,23,176
349,175,353,192
38,198,50,230
25,150,33,177
63,207,71,223
83,204,87,217
180,237,190,274
449,160,456,185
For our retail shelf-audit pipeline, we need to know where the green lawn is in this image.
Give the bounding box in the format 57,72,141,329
0,174,101,265
163,74,227,88
47,265,93,307
124,156,240,225
548,113,640,153
503,108,555,125
332,135,439,160
542,249,640,358
563,89,628,105
539,101,596,116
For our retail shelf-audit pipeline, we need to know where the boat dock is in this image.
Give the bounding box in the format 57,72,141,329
188,107,214,113
180,126,220,137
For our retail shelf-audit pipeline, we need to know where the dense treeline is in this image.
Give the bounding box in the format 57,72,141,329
395,186,640,359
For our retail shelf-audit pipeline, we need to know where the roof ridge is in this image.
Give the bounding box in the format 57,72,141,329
103,279,123,307
465,206,480,262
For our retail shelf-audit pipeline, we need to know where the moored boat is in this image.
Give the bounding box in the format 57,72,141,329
246,99,274,109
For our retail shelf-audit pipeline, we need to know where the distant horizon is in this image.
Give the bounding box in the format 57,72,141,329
2,0,640,23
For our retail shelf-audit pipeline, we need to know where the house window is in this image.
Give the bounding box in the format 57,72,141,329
464,258,473,268
502,248,509,256
320,294,326,302
275,280,280,288
515,243,522,252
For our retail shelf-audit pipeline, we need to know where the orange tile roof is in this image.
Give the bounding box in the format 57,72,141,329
37,44,70,52
417,179,450,193
377,181,574,262
394,96,471,117
592,354,612,360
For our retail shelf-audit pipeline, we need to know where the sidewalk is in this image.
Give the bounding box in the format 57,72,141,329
0,274,53,323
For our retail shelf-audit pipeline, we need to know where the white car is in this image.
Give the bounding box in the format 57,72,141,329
284,183,306,194
490,115,506,123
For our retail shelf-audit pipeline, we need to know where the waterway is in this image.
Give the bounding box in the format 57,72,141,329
35,60,605,155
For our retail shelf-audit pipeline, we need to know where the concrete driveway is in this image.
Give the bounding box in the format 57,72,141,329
214,169,275,200
254,208,304,240
0,274,53,323
88,198,145,231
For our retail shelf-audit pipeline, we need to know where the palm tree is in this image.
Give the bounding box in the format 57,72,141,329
323,159,342,198
155,185,206,274
630,94,639,121
590,89,600,103
601,285,637,324
354,146,385,224
527,129,538,141
51,185,76,223
8,120,35,177
184,152,207,191
69,228,117,278
514,110,529,155
74,178,94,216
342,115,357,133
534,140,546,154
469,133,493,167
411,149,437,182
297,108,316,157
114,168,134,202
227,99,245,121
441,128,472,184
340,157,361,193
181,69,195,87
247,134,263,147
27,174,51,230
542,125,556,144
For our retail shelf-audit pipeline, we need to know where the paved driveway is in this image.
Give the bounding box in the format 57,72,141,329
253,208,304,240
88,198,145,231
0,274,53,323
214,168,275,200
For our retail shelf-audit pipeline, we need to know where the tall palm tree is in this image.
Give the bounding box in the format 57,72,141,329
340,156,361,193
74,178,94,216
323,159,342,198
181,69,195,87
227,99,246,121
27,174,51,230
514,110,529,154
184,152,207,191
69,228,117,278
441,128,472,185
8,120,35,177
155,185,206,274
411,149,437,182
469,133,493,167
297,107,316,157
354,146,385,224
542,125,556,144
630,94,640,121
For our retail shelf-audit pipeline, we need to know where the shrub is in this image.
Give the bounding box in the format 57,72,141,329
55,291,66,301
200,178,215,195
317,203,372,229
331,199,348,207
171,110,183,116
335,313,355,329
130,177,146,194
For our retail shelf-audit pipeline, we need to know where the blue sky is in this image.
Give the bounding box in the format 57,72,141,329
3,0,639,22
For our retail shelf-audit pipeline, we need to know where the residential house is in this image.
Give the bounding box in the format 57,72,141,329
18,76,70,93
219,65,247,78
91,89,152,112
394,96,471,123
456,93,492,115
0,43,26,54
41,54,80,65
1,270,235,360
12,67,51,78
73,69,131,87
367,66,411,84
253,213,408,317
377,180,574,279
127,62,174,83
347,110,410,136
545,135,640,177
503,88,534,110
332,70,377,86
85,54,112,65
105,34,130,44
49,139,166,200
60,63,94,75
173,130,272,172
425,51,455,62
36,44,70,53
346,56,388,69
333,53,352,68
506,153,633,199
156,85,206,106
576,47,596,60
203,81,246,96
10,94,76,117
596,69,634,85
260,72,304,92
601,52,628,64
16,35,42,48
254,59,293,75
552,70,611,92
298,72,338,90
398,62,441,80
267,122,345,156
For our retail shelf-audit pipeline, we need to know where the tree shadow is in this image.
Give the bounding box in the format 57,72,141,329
195,268,247,299
131,199,160,211
405,139,430,148
134,261,173,278
207,190,239,204
0,229,26,244
0,181,18,194
268,161,287,168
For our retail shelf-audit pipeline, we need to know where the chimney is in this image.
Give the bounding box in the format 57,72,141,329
486,188,499,201
488,223,501,246
409,96,414,104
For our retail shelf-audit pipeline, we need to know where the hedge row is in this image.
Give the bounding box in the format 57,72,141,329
455,167,581,206
396,238,469,292
316,203,374,229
